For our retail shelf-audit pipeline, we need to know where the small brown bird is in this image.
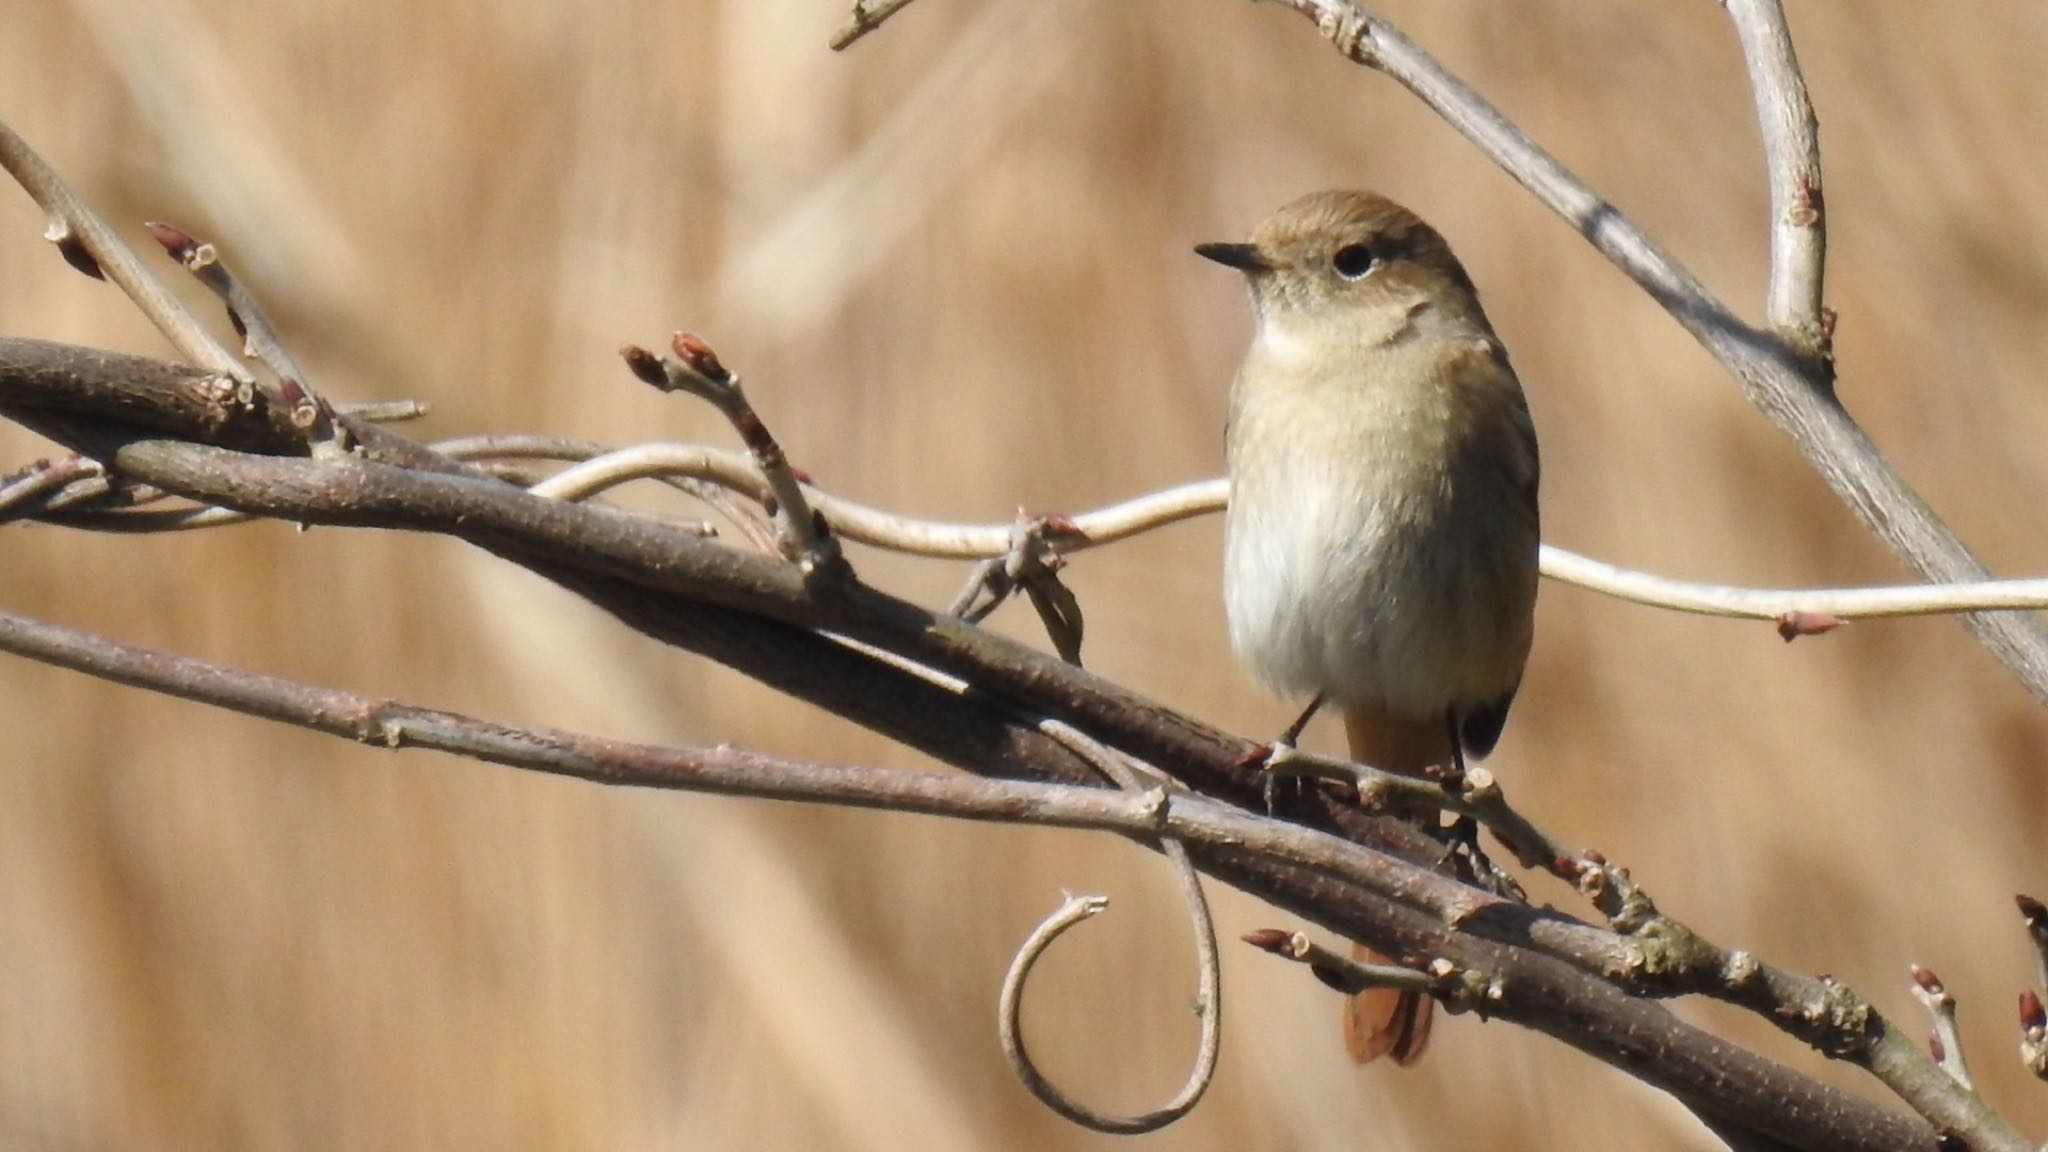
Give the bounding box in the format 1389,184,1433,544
1198,190,1540,1064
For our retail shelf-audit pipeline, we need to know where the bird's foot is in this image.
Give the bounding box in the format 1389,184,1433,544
1253,739,1337,815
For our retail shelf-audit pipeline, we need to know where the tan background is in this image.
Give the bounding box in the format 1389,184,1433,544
2,1,2046,1148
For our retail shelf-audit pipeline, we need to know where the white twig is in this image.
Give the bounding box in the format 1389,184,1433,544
33,417,2048,627
1724,0,1827,351
1539,548,2048,623
534,454,2048,624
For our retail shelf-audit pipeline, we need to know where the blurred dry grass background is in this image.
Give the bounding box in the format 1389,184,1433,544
1,1,2046,1148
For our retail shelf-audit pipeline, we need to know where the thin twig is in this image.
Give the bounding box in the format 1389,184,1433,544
431,435,776,549
539,445,1204,559
831,0,925,50
1724,0,1828,356
319,443,2048,624
144,221,346,455
1264,745,1577,875
1241,927,1436,995
24,420,2048,623
0,455,102,522
622,336,843,577
517,448,2048,622
1541,547,2048,623
340,399,431,423
998,719,1220,1133
37,505,248,532
0,122,248,383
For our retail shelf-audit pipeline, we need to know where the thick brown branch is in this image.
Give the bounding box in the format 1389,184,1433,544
0,335,1942,1152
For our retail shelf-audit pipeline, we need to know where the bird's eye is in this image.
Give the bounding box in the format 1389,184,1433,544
1331,244,1377,279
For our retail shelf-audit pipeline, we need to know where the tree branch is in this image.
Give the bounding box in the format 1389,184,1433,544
1266,0,2048,708
0,335,1951,1152
1725,0,1828,353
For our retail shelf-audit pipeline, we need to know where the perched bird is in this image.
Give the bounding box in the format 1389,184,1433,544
1198,189,1540,1064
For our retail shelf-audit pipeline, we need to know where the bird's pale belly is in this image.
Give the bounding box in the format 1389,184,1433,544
1223,465,1526,719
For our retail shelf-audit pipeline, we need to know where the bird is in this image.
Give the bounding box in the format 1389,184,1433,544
1197,189,1541,1064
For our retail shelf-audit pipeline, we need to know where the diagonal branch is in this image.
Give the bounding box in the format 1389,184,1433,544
1266,0,2048,708
0,121,247,383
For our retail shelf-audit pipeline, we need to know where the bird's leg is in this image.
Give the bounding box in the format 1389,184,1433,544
1279,692,1327,749
1236,691,1324,772
1436,710,1503,880
1439,711,1470,790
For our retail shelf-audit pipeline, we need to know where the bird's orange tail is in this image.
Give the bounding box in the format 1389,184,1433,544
1338,704,1448,1066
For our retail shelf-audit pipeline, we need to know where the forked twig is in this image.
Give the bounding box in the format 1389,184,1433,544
0,121,246,383
623,336,843,576
145,221,346,455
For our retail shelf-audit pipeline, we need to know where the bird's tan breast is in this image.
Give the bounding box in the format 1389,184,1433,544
1222,333,1538,716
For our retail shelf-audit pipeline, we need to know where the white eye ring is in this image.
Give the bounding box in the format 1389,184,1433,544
1332,243,1377,280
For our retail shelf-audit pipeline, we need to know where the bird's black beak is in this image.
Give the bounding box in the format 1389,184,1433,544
1194,242,1272,273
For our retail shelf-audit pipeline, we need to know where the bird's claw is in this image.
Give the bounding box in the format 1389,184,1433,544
1256,740,1321,814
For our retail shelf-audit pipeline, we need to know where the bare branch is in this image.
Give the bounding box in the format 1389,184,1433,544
23,414,2048,629
1724,0,1828,354
0,335,1956,1151
0,454,102,521
1264,0,2048,707
623,336,842,576
1241,927,1436,995
1022,720,1220,1128
450,442,2048,626
1566,859,2023,1151
341,398,431,423
1542,547,2048,623
435,435,777,549
830,0,925,51
0,122,247,383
